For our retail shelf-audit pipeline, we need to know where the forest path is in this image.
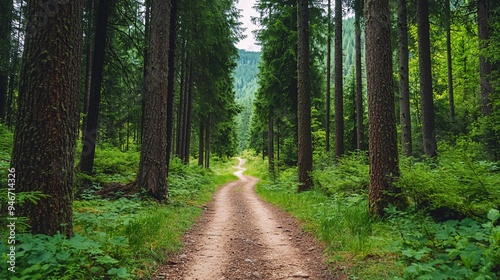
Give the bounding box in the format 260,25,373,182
153,158,335,279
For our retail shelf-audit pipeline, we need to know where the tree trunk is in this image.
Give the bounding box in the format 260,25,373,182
81,0,95,142
417,0,437,157
80,0,115,174
176,54,186,158
355,2,365,151
297,0,313,191
166,0,178,167
325,0,331,152
0,0,13,121
445,0,455,122
205,117,211,169
183,65,194,164
198,120,204,166
478,0,492,116
137,0,171,201
365,0,402,217
334,0,344,159
268,114,275,179
398,0,412,156
12,0,84,237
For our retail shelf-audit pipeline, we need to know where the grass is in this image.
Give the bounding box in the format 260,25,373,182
0,123,239,279
244,153,404,279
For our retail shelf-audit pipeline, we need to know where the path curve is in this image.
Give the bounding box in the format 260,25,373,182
154,158,336,279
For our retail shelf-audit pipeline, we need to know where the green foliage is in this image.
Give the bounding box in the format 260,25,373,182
246,154,403,279
91,144,140,183
0,233,131,280
0,142,235,279
389,208,500,280
313,151,369,196
397,141,500,219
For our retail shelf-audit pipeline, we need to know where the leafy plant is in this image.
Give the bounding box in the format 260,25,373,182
390,208,500,280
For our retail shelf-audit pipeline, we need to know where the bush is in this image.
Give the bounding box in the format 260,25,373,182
389,208,500,280
397,143,500,219
313,151,369,196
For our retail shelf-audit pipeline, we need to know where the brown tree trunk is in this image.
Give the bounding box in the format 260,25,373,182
398,0,412,156
478,0,492,116
0,0,12,121
198,120,204,167
80,0,115,174
137,0,171,201
205,117,211,169
417,0,437,157
325,0,332,152
355,3,365,151
445,0,455,122
365,0,402,217
268,114,275,179
183,65,194,164
166,0,178,167
176,54,186,158
334,0,344,159
297,0,313,191
12,0,84,237
81,0,95,142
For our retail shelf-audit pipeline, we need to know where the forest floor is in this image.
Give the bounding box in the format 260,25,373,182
152,158,338,279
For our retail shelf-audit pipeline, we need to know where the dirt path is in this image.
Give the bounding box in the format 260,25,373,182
154,158,336,279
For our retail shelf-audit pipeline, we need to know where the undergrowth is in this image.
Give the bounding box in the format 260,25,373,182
1,126,238,279
246,140,500,279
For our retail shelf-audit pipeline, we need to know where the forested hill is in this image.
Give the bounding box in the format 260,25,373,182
234,50,261,151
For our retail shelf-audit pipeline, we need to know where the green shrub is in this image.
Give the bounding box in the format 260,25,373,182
390,208,500,279
0,233,131,280
397,147,500,219
313,151,369,196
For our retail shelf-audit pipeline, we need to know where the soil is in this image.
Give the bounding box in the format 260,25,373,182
153,158,338,280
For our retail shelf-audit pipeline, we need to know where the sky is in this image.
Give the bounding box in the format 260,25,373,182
235,0,261,52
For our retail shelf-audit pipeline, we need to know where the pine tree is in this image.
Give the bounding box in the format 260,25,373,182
418,0,437,157
398,0,412,156
137,0,171,201
297,0,313,190
365,0,403,217
12,0,84,237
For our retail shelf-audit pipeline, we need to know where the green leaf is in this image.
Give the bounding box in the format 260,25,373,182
107,267,130,278
487,209,500,222
27,250,53,264
56,252,71,261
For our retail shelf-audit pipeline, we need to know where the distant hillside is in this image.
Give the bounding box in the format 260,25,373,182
234,50,261,152
233,17,363,152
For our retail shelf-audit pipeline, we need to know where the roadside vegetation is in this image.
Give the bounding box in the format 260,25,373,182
243,143,500,279
1,126,237,279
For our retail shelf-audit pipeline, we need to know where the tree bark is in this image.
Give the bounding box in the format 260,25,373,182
198,120,204,167
80,0,115,174
325,0,331,152
334,0,344,159
183,64,194,163
12,0,84,237
205,117,211,169
445,0,455,122
268,114,275,179
297,0,313,191
365,0,402,217
355,2,365,151
417,0,437,157
398,0,412,156
81,0,95,142
166,0,178,167
137,0,171,201
478,0,492,116
0,0,13,121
